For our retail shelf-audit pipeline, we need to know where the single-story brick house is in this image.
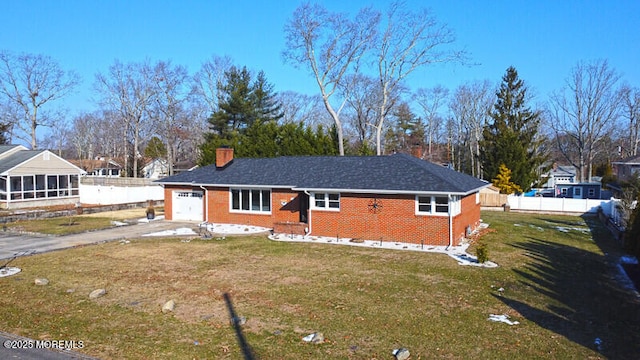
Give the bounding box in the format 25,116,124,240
156,148,489,246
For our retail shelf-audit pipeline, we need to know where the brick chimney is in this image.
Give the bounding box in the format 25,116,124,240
216,147,234,168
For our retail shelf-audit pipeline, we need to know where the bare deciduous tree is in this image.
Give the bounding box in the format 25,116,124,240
0,51,80,149
283,2,379,155
95,60,155,177
151,60,192,176
619,85,640,157
69,112,100,164
372,1,465,155
192,55,233,118
449,80,493,177
550,60,622,182
414,85,449,159
341,74,380,154
276,91,328,126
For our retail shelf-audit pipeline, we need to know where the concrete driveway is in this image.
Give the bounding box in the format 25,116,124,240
0,220,198,261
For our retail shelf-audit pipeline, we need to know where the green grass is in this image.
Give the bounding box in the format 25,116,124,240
0,211,638,359
3,216,122,235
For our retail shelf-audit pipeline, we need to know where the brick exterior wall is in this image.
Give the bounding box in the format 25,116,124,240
309,193,479,246
453,193,482,242
164,185,481,246
206,187,302,228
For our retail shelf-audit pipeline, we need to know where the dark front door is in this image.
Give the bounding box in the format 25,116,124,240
299,193,309,223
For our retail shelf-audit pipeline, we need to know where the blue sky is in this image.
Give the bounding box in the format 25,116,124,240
1,0,638,116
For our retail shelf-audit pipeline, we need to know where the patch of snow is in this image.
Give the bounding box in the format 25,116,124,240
141,223,270,237
554,226,590,234
594,337,603,352
615,259,640,296
488,314,519,325
0,267,21,277
138,215,166,223
142,228,197,237
621,255,639,265
111,220,129,226
199,223,270,235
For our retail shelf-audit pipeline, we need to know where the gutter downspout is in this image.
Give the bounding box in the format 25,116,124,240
199,185,208,223
446,194,453,250
304,190,312,236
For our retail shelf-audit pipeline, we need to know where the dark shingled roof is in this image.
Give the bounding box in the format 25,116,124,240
0,145,22,156
157,153,489,195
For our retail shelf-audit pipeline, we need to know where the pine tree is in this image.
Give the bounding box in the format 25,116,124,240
208,66,254,138
479,67,546,192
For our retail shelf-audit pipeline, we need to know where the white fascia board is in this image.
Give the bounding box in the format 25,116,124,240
292,186,487,196
161,182,490,196
159,181,296,189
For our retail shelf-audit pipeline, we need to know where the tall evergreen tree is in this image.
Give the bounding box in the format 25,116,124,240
208,66,255,138
479,67,546,192
199,67,336,165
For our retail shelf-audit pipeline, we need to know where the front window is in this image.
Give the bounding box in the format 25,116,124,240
312,192,340,210
230,188,271,213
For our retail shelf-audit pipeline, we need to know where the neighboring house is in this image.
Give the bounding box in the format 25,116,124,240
612,155,640,182
556,182,603,199
0,145,85,209
71,157,122,177
142,158,168,179
540,164,577,188
156,148,489,247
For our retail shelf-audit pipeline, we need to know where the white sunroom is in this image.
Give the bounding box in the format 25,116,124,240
0,145,85,209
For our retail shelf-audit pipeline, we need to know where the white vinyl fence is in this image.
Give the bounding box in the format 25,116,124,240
507,195,614,216
79,177,164,205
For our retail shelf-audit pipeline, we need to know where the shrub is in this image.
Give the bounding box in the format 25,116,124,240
476,241,489,263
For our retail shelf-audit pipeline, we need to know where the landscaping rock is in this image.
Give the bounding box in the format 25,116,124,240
302,332,324,344
392,348,410,360
231,316,246,326
34,278,49,286
162,299,175,313
89,288,106,299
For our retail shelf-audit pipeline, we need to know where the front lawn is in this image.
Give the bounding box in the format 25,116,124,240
0,211,638,359
2,207,163,235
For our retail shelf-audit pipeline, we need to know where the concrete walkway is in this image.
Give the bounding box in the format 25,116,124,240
0,219,198,261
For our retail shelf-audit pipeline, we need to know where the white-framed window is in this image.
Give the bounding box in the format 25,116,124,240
588,188,596,197
4,174,80,201
574,187,582,197
416,195,460,216
230,188,271,213
312,192,340,211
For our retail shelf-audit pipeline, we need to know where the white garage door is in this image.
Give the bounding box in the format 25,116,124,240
172,191,204,221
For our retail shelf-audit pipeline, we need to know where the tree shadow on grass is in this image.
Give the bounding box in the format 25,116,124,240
495,215,640,359
223,292,256,360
